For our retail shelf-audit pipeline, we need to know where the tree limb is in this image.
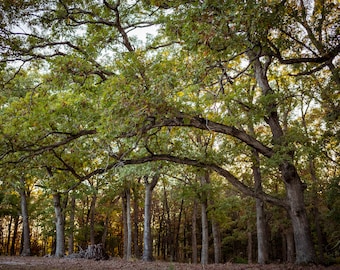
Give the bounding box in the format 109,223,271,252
1,130,97,163
79,154,288,209
140,113,274,158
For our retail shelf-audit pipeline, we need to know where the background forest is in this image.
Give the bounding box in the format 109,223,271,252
0,0,339,266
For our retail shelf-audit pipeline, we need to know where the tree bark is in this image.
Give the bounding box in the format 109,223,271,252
142,174,159,261
19,177,31,256
53,192,66,257
284,170,314,263
286,227,295,263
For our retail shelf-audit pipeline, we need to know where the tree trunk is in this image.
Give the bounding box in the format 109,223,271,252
7,216,12,255
250,143,269,264
123,188,132,260
142,174,159,261
19,177,30,256
255,198,269,264
201,201,209,265
89,194,97,246
286,227,295,263
53,193,65,257
283,165,315,264
68,195,76,255
192,200,198,264
133,184,140,258
302,101,325,264
10,215,19,255
122,192,128,258
247,231,252,264
199,171,209,265
174,199,184,261
126,188,132,260
249,50,316,264
212,220,221,263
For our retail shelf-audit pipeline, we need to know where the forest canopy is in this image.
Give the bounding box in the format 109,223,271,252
0,0,339,266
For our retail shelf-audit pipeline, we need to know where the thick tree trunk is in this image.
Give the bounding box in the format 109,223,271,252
286,227,295,263
283,166,315,264
249,50,316,264
19,177,31,256
142,174,159,261
192,200,198,264
68,195,76,255
53,193,65,257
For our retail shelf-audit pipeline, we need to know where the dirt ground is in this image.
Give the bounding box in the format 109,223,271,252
0,256,339,270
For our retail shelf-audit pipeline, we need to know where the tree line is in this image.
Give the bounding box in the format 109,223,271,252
0,0,339,265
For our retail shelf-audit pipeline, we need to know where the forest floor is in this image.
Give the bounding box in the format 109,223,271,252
0,256,339,270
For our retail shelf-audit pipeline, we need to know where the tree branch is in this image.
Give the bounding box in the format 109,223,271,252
275,44,339,65
1,130,97,164
141,113,274,158
79,154,288,208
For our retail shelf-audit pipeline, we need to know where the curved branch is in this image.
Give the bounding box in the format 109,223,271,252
81,154,288,208
143,113,274,158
